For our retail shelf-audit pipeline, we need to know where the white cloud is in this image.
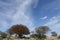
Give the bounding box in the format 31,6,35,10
40,16,48,20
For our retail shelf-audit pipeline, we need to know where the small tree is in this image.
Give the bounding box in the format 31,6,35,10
0,31,7,38
51,32,57,36
7,24,30,38
36,26,50,38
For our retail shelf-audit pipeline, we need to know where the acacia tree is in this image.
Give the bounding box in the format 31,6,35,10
51,32,57,36
7,24,30,38
36,26,50,38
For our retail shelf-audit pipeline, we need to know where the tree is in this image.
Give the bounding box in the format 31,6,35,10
0,31,7,38
36,26,50,38
51,32,57,36
7,24,30,38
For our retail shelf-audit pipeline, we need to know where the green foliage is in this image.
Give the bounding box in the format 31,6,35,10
30,34,46,40
40,35,46,39
41,38,45,40
30,34,39,38
7,35,11,40
0,37,2,40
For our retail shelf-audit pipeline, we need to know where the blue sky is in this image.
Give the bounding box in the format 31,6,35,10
0,0,60,35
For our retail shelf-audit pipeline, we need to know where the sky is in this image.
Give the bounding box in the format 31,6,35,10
0,0,60,35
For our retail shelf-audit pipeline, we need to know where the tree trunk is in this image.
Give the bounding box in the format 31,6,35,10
18,34,22,38
41,33,42,37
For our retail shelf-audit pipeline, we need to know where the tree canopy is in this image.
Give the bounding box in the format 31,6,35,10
36,26,50,35
51,32,57,36
7,24,30,38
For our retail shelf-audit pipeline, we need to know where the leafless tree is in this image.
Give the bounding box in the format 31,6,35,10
36,26,50,37
51,32,57,36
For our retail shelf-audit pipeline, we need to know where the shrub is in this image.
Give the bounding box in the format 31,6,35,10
41,38,45,40
7,35,11,40
30,34,46,40
1,33,7,38
0,31,7,38
30,34,39,38
58,35,60,39
40,35,46,39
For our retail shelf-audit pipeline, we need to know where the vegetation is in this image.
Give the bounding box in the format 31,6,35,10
0,31,7,38
30,34,39,38
36,26,50,35
33,26,50,40
0,24,60,40
58,35,60,39
35,26,50,39
51,32,57,36
7,24,30,38
7,35,11,40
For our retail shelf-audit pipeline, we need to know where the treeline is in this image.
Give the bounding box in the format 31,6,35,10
0,24,60,40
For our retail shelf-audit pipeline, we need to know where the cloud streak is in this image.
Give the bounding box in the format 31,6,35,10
0,0,37,31
40,16,48,20
44,16,60,26
44,16,60,34
33,0,39,8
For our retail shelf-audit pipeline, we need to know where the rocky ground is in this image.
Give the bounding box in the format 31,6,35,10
1,36,60,40
45,36,60,40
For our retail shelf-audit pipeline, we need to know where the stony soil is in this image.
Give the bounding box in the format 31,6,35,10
2,37,60,40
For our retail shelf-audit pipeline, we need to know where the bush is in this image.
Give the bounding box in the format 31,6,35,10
0,31,7,38
41,38,45,40
58,35,60,39
7,35,11,40
1,32,7,38
30,34,39,38
39,35,46,39
30,34,46,40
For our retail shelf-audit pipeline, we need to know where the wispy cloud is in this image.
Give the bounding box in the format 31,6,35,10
33,0,39,8
0,0,37,31
44,16,60,26
43,16,60,34
0,20,9,27
40,16,48,20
